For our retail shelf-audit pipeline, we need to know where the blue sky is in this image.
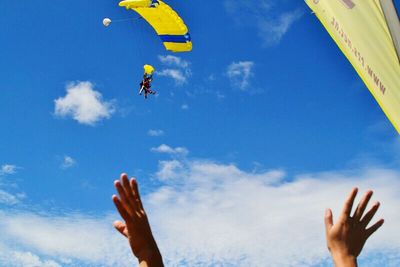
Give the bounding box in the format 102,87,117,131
0,0,400,266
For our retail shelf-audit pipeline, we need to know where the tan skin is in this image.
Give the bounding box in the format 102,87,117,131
325,188,385,267
112,173,164,267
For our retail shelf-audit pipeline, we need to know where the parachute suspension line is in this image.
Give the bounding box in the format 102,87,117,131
112,17,142,23
136,17,147,66
102,16,142,27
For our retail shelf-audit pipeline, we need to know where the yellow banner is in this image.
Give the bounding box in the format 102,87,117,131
305,0,400,134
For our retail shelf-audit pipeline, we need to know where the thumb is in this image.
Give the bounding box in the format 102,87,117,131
113,220,128,238
324,208,333,234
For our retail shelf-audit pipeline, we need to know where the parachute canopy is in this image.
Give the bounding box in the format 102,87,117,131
306,0,400,134
144,64,155,75
119,0,192,52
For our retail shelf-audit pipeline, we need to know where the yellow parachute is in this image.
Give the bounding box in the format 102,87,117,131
143,64,155,75
119,0,192,52
306,0,400,134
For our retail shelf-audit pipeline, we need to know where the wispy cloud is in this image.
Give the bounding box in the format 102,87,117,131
157,69,188,85
147,129,165,137
0,190,20,205
227,61,255,90
224,0,303,46
0,164,23,206
151,144,189,156
158,55,189,69
61,156,76,169
181,104,189,110
157,56,191,85
54,82,116,126
258,9,304,46
0,165,18,176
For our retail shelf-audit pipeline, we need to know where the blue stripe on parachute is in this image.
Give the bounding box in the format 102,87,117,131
159,33,191,43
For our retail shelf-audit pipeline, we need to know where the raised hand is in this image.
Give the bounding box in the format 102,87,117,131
112,173,163,267
324,188,384,267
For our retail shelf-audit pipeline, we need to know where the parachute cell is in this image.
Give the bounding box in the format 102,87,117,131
119,0,192,52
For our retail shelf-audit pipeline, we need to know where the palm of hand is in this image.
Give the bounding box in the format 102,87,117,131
328,218,366,257
112,174,162,265
325,188,384,263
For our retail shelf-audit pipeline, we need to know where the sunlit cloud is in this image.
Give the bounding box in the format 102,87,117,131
0,161,399,266
54,82,116,126
157,69,188,85
151,144,189,156
157,56,191,86
158,55,189,69
146,159,400,266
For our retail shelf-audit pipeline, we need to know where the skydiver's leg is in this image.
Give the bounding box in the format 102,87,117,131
139,82,144,95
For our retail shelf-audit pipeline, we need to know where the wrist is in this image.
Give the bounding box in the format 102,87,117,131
331,252,357,267
138,247,163,267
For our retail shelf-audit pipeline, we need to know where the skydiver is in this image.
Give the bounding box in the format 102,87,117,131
139,74,156,99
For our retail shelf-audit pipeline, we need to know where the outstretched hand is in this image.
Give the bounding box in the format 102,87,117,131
325,188,384,267
112,173,163,267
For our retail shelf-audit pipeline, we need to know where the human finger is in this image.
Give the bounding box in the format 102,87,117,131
131,178,144,212
353,190,373,222
112,195,131,222
121,174,138,211
361,201,380,227
113,220,128,238
115,180,134,215
339,187,358,222
324,208,333,236
366,219,384,237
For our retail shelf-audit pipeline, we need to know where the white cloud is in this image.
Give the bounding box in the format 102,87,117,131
1,250,62,267
0,164,22,205
224,0,303,46
158,55,189,69
157,69,188,85
145,160,400,266
181,104,189,110
0,164,18,176
157,56,191,85
54,82,116,126
61,156,76,169
227,61,255,90
258,9,304,46
0,160,399,266
151,144,189,156
0,212,134,267
147,129,165,137
0,190,19,205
